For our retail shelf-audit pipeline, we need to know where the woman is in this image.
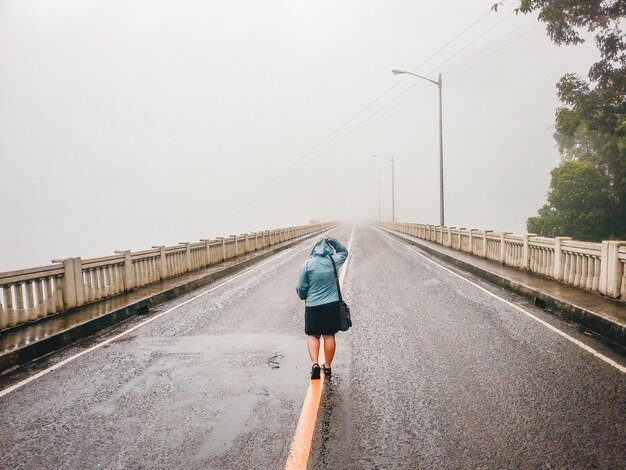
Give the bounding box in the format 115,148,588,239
296,236,349,379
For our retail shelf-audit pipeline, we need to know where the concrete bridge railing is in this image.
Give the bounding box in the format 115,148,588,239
379,222,626,302
0,223,333,330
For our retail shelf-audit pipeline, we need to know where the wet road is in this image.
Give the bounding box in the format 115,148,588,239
311,226,625,469
1,225,625,469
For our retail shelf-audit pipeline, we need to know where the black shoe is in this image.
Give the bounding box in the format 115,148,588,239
321,365,331,377
311,363,321,380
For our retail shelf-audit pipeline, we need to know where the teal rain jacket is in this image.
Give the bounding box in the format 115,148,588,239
296,238,349,307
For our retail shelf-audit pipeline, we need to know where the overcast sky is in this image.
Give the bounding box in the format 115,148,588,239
0,0,598,271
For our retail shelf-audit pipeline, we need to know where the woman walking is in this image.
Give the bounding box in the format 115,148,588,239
296,237,349,379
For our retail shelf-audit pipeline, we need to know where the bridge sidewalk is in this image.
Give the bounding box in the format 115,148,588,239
0,231,326,373
379,226,626,350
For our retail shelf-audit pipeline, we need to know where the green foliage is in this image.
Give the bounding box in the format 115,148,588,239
493,1,626,240
527,160,612,240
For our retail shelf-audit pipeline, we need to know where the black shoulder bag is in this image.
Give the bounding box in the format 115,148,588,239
329,256,352,331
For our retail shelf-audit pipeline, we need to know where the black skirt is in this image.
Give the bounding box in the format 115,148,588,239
305,301,341,335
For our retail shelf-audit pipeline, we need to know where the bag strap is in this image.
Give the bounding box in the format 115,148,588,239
328,255,343,302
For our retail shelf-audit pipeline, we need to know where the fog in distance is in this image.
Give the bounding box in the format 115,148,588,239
0,1,598,271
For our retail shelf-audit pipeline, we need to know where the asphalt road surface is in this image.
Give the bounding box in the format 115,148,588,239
0,225,624,469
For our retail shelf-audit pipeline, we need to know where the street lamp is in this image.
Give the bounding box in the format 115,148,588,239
392,69,445,227
371,154,395,221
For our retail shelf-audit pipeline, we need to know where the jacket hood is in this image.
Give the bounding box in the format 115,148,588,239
310,239,333,257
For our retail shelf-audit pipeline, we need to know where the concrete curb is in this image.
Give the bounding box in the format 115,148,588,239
379,226,626,350
0,228,333,372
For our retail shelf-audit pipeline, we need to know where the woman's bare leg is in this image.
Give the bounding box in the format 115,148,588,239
307,335,321,364
322,334,336,368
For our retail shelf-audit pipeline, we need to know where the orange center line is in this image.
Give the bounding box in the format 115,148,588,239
284,224,356,470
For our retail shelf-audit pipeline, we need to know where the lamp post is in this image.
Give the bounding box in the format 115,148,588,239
392,69,445,227
371,154,394,221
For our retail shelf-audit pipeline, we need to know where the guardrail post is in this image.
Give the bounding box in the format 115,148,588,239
52,257,85,309
230,235,238,257
0,286,14,329
500,233,512,264
553,237,572,280
115,250,135,290
201,239,212,266
522,234,536,269
448,227,455,248
151,246,167,280
599,241,625,297
216,237,226,261
457,228,465,250
179,242,191,272
481,231,488,257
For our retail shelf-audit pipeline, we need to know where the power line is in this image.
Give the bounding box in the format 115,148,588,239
447,23,541,83
407,9,495,74
313,10,521,147
268,10,519,170
263,80,429,192
353,14,536,133
430,10,515,71
239,8,497,205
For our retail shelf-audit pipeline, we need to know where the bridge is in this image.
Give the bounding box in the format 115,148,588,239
0,223,624,469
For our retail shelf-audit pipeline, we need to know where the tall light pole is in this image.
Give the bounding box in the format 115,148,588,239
371,154,394,221
392,69,445,227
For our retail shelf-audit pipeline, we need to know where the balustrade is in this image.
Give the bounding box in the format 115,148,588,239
503,238,524,268
379,221,625,301
0,222,331,331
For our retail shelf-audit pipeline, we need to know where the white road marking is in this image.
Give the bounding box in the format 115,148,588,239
0,231,336,398
376,227,626,374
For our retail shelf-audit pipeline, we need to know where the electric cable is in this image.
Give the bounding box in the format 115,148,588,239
239,8,497,205
447,24,541,83
354,13,535,134
251,10,519,187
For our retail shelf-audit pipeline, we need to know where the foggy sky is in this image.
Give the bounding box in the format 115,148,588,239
0,0,598,271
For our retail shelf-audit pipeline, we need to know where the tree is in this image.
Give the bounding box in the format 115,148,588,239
527,160,612,240
494,1,626,240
